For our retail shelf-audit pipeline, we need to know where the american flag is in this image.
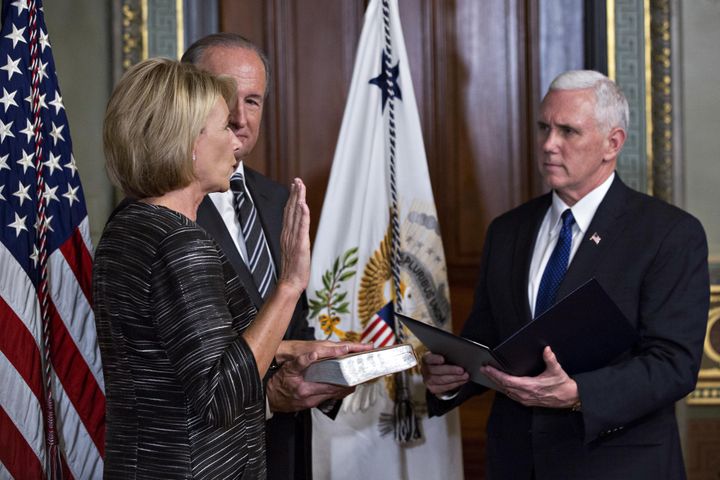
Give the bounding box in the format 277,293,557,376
0,0,105,478
360,302,397,348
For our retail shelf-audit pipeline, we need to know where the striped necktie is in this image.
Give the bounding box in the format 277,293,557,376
534,209,575,317
230,172,276,299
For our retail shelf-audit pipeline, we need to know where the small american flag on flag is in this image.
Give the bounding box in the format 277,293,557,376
0,0,105,478
360,302,397,348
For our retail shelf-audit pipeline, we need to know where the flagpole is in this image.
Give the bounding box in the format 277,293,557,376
28,0,62,477
381,0,421,445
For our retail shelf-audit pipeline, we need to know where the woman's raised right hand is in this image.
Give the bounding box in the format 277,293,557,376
277,178,311,296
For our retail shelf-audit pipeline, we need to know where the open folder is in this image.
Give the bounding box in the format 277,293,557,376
399,278,639,390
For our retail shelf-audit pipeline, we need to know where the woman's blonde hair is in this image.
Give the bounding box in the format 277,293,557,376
103,57,236,198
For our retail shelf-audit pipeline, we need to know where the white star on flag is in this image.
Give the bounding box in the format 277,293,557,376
0,153,9,171
0,118,14,143
1,54,21,79
48,89,64,113
8,212,28,237
4,24,26,49
0,184,5,201
0,87,18,112
35,58,48,82
49,120,65,145
43,151,63,174
16,148,34,173
35,214,54,233
38,29,50,52
63,184,79,206
13,180,31,206
42,184,59,203
24,91,47,110
64,153,78,177
30,244,39,267
11,0,29,15
18,118,34,142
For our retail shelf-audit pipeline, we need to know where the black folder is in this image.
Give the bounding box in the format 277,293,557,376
399,279,639,390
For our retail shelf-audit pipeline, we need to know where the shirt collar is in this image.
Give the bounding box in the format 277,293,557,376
234,160,246,179
548,172,615,235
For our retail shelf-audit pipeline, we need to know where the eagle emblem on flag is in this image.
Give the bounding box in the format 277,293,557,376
309,202,451,408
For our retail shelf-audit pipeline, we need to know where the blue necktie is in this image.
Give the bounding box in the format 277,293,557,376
534,209,575,317
230,172,276,299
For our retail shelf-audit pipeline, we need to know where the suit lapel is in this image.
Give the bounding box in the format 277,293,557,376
512,195,552,323
196,196,264,309
556,175,630,299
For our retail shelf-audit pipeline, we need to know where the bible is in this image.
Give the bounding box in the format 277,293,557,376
304,343,417,386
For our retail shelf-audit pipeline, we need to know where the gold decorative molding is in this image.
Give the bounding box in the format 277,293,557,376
649,0,673,202
141,0,149,61
176,0,184,59
117,0,184,76
688,286,720,405
121,0,145,72
607,0,616,80
644,0,653,195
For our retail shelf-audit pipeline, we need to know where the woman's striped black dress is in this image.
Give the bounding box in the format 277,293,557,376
93,202,266,479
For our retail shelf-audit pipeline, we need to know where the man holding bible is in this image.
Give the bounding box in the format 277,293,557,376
181,34,371,479
421,70,709,479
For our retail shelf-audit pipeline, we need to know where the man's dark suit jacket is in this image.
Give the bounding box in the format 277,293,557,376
197,167,315,480
428,175,709,479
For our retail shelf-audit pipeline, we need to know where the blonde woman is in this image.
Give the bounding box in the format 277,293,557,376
94,58,310,478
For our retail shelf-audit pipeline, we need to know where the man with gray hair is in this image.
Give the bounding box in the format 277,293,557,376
421,70,709,478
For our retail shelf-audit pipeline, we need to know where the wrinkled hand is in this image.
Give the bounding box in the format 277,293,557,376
278,179,311,296
421,351,470,396
275,339,373,364
480,346,579,408
267,342,371,413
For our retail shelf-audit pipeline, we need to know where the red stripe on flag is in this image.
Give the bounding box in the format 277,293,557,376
378,335,394,347
0,406,45,480
369,324,391,345
47,300,105,456
59,228,93,304
61,452,74,480
360,318,381,341
0,298,44,402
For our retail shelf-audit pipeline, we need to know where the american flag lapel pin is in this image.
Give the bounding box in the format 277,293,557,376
589,232,601,245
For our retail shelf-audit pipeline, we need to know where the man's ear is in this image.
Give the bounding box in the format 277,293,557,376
604,127,626,161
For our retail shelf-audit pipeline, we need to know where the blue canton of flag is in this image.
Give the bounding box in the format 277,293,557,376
0,0,87,277
1,1,105,479
360,301,397,348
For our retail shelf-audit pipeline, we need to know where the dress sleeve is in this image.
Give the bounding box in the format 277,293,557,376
150,224,263,428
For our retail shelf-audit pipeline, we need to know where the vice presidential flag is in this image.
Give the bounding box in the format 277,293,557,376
0,1,105,478
308,0,463,478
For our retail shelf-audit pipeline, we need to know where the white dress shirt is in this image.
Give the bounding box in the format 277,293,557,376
527,173,615,318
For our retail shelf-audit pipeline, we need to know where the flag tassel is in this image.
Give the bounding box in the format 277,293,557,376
46,395,64,479
392,371,422,444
